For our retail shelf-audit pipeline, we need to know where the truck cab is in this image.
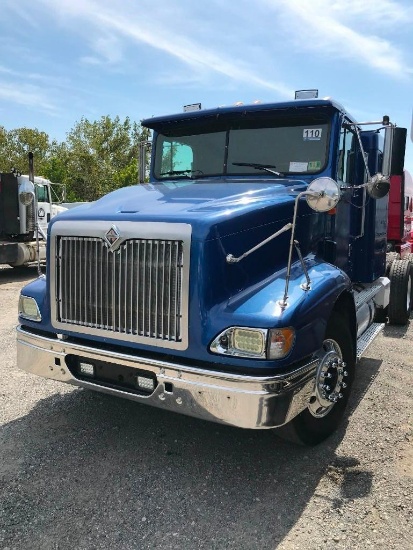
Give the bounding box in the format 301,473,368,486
16,96,410,445
0,171,67,267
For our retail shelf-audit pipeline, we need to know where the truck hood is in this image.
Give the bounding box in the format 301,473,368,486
52,178,308,241
45,176,324,363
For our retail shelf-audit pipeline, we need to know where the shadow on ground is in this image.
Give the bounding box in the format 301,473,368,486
0,355,381,550
0,265,41,285
381,318,412,339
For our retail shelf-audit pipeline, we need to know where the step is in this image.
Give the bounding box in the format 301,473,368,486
357,322,385,359
353,283,384,309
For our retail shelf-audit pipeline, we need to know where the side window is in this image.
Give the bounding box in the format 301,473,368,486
337,123,355,184
35,184,49,203
160,141,193,175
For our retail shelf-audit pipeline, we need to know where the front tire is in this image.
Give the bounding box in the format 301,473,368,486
275,313,355,445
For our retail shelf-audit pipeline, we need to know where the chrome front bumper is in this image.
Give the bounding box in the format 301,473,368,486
16,326,318,429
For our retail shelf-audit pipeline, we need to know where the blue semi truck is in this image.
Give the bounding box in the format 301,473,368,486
16,93,411,445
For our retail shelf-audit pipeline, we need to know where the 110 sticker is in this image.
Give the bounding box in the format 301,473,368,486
303,128,322,141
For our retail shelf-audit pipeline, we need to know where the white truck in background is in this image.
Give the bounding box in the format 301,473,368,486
0,157,67,267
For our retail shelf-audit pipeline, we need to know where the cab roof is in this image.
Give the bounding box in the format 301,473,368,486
141,98,350,130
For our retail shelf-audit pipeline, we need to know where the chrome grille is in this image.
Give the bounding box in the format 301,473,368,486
56,236,184,342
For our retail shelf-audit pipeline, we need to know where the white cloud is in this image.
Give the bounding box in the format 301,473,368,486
1,0,411,124
329,0,413,26
23,0,411,86
262,0,412,78
85,35,123,65
25,0,292,97
0,82,58,114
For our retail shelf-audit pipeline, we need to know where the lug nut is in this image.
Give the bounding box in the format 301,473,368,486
338,393,343,399
322,385,331,391
340,382,347,389
343,371,348,377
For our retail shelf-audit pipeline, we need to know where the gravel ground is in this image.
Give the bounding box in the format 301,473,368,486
0,266,412,550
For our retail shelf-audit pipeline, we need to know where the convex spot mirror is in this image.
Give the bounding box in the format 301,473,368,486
366,174,390,199
18,178,35,206
305,177,341,212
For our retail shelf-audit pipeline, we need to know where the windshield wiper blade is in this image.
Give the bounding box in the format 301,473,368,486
160,169,206,179
232,162,284,177
160,170,193,178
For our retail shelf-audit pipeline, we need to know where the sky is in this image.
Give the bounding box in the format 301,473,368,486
1,0,413,173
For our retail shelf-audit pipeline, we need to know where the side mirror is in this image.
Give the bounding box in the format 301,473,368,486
382,126,406,177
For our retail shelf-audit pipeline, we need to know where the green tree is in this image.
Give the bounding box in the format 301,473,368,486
0,116,150,202
0,127,51,175
64,115,147,201
42,141,69,183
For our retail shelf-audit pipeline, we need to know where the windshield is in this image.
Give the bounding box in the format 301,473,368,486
154,112,330,180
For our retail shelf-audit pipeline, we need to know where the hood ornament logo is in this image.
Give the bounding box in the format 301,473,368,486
104,224,121,251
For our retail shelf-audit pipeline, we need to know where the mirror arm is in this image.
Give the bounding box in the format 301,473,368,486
294,240,311,291
343,117,396,183
226,222,293,264
351,124,371,182
226,178,340,309
279,190,319,309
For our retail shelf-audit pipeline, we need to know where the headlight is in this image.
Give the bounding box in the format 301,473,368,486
18,295,41,321
210,326,295,359
233,328,266,356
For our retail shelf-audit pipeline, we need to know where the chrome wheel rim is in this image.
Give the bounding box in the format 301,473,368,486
308,338,348,418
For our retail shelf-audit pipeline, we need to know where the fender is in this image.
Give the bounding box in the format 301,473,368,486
207,257,353,368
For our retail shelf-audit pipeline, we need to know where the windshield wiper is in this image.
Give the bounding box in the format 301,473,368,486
160,170,193,178
232,162,284,177
159,169,205,179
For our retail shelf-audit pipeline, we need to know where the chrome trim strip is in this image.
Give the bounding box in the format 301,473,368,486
17,326,318,429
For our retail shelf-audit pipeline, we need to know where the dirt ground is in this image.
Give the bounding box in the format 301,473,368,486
0,266,412,550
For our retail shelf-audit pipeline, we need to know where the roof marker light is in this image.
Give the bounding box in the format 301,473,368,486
295,89,318,100
183,103,201,112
